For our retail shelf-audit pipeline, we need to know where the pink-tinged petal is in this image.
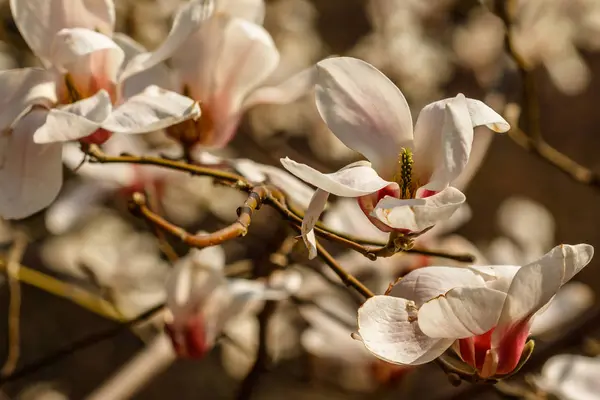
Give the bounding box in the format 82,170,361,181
0,109,62,219
0,68,56,132
111,33,174,98
530,282,594,337
280,157,393,197
243,66,317,109
172,15,279,110
418,286,506,339
119,0,214,83
216,0,265,24
50,28,124,100
492,244,594,347
102,86,200,134
371,187,466,232
33,90,112,143
357,295,454,365
10,0,115,63
314,57,413,178
301,189,329,260
357,185,402,232
413,95,510,191
387,266,487,307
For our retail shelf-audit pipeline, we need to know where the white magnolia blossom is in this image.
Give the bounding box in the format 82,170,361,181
122,0,316,150
0,0,201,220
164,244,291,358
281,57,510,259
534,354,600,400
357,244,593,378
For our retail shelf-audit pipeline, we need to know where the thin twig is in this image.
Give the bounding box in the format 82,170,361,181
0,304,164,384
143,187,180,263
496,1,600,191
1,232,28,377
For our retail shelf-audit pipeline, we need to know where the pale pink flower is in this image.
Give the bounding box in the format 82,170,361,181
356,244,593,378
0,0,201,219
281,57,509,259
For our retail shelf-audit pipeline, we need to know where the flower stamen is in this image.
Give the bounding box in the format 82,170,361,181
394,147,415,199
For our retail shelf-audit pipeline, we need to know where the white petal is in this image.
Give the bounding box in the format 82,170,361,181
323,198,389,242
302,189,329,260
33,90,112,143
450,128,493,191
418,286,507,339
418,94,474,191
315,57,413,178
357,296,454,365
111,33,174,98
50,28,124,87
0,68,56,132
102,86,200,134
0,109,63,219
119,0,214,83
372,187,466,232
243,66,317,109
466,99,510,133
280,158,392,197
216,0,265,24
387,266,487,307
493,244,594,345
171,15,279,110
530,282,594,337
10,0,115,63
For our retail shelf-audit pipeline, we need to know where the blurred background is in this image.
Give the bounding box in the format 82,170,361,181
1,0,600,399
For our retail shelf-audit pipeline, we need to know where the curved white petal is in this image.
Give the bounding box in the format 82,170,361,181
372,187,466,232
171,15,279,110
357,296,454,365
50,28,124,92
0,109,62,219
466,99,510,133
493,244,594,346
417,94,474,191
0,68,56,132
243,66,317,109
280,158,392,197
301,189,329,260
387,266,487,307
102,86,200,134
315,57,413,178
418,286,507,339
111,33,174,98
450,128,493,191
530,282,594,337
10,0,115,63
119,0,214,83
33,90,112,143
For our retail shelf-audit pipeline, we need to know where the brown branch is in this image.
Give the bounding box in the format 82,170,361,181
496,2,600,191
127,186,269,248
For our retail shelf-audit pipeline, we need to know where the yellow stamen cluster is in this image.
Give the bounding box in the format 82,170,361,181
394,147,415,199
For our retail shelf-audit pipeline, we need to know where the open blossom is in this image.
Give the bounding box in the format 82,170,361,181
164,243,290,358
122,0,316,151
0,0,201,220
356,244,593,379
281,56,510,259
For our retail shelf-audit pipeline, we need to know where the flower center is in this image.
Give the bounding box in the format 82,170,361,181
392,148,417,199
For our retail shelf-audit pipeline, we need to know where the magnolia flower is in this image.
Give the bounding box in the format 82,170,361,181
534,354,600,400
122,0,316,151
0,0,201,219
164,244,289,358
356,244,593,379
281,57,509,259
